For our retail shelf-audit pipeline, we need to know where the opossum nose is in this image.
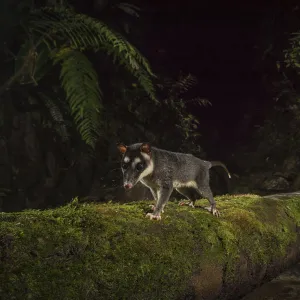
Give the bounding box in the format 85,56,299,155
124,183,133,189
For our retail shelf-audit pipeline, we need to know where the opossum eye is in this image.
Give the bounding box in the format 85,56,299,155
136,163,144,171
122,163,129,170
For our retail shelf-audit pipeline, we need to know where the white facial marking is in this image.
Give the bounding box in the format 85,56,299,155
137,157,154,182
124,156,130,163
132,157,141,168
141,152,150,160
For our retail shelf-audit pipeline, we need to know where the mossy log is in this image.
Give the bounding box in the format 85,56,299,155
1,194,300,300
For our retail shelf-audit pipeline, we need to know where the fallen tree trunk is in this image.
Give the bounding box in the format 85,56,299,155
1,194,300,300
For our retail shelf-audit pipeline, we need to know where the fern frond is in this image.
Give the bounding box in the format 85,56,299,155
114,3,141,18
284,32,300,71
187,97,212,107
172,73,198,95
53,47,102,148
28,7,157,101
38,92,70,142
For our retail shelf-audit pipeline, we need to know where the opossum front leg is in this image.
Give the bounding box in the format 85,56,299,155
148,188,165,213
146,186,173,220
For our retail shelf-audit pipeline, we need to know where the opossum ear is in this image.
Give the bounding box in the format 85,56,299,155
117,143,127,154
140,143,151,155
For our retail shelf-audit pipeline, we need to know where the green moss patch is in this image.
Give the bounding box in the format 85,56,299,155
1,194,300,300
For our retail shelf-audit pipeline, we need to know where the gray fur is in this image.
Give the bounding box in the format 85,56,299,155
117,142,231,220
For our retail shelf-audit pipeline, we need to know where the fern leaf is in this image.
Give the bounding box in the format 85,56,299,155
28,7,157,101
115,3,141,18
188,97,212,107
53,47,102,148
38,92,70,142
175,73,198,95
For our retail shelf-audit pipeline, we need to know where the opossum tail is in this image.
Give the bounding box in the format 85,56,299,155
210,161,231,179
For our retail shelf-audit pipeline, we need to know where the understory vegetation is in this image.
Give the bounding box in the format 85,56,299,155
0,1,300,208
234,4,300,172
0,0,210,210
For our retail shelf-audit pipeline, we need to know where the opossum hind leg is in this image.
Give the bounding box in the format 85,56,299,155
199,185,220,217
177,187,199,208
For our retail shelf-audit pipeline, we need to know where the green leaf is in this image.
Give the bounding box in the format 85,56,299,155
28,7,157,102
53,47,102,148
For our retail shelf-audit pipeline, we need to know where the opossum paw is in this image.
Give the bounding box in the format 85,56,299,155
212,208,221,217
145,213,161,220
179,201,194,208
204,206,221,217
149,204,155,211
188,202,195,208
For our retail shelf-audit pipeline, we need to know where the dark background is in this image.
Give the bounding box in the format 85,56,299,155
79,1,268,126
1,0,300,212
141,0,270,150
76,0,289,157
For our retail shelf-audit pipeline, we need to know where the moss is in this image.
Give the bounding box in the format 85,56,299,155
1,194,300,300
